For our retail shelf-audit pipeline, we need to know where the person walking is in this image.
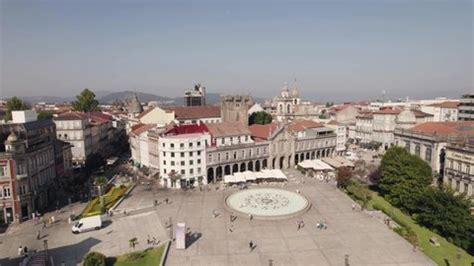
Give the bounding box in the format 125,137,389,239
36,230,41,240
249,240,254,251
23,246,28,257
18,246,23,256
352,204,356,211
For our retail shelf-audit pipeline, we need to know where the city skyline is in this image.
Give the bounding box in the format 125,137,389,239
1,1,473,102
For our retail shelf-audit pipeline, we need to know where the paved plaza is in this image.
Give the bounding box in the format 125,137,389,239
0,168,434,265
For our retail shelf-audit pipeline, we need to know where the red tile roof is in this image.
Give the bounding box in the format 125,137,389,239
163,106,221,120
54,111,87,120
412,110,433,118
409,121,474,136
249,123,278,141
373,108,401,115
206,122,251,137
428,101,459,109
326,120,341,126
288,119,324,132
163,123,209,136
130,123,157,135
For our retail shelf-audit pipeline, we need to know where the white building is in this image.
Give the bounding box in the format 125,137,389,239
159,124,210,188
421,101,459,122
326,120,347,155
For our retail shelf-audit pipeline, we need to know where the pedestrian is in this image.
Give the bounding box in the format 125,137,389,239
249,240,254,251
23,246,28,257
301,220,305,229
147,235,151,245
351,204,356,211
165,198,169,204
152,237,158,246
18,246,23,256
296,220,300,231
36,230,41,240
248,214,253,221
51,216,55,224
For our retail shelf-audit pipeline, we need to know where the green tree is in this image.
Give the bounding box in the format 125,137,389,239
72,88,100,112
336,166,352,188
37,111,54,120
83,251,106,266
249,111,272,125
416,186,474,252
379,146,432,213
3,97,29,121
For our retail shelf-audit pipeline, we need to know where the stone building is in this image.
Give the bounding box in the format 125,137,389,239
220,95,254,126
458,94,474,121
0,114,61,224
394,121,474,178
274,83,301,121
444,140,474,197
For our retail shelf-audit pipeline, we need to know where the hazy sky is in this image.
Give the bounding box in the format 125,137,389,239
1,0,473,102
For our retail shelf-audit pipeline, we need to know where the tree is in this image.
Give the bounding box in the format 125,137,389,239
72,88,100,112
249,111,272,125
37,111,53,120
4,97,29,121
83,251,106,266
336,167,353,188
416,186,474,252
379,147,432,214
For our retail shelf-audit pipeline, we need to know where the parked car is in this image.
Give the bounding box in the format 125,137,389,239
72,215,102,234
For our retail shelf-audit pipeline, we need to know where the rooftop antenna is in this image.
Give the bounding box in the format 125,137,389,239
382,90,386,104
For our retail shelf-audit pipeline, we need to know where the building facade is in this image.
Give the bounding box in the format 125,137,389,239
444,140,473,197
220,95,254,126
0,116,59,225
184,83,206,107
394,121,474,178
458,94,474,121
420,101,459,122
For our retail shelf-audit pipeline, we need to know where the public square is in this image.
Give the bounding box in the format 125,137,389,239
0,168,434,265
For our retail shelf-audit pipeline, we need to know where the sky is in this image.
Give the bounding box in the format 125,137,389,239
1,0,473,102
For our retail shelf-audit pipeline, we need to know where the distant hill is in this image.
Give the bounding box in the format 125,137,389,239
9,91,266,105
98,91,174,104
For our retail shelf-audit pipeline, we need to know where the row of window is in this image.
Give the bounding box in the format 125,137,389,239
163,151,202,158
163,159,202,166
447,159,471,174
208,147,266,163
163,141,202,149
447,178,472,196
403,142,432,162
215,135,250,145
163,167,202,176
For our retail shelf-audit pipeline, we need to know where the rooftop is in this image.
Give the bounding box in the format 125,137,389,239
163,105,221,120
428,101,459,109
206,122,251,137
405,121,474,136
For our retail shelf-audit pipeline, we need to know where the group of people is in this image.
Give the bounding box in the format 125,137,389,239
146,235,160,247
17,245,28,258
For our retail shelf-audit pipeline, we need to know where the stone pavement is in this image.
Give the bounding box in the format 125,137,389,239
157,168,434,266
0,168,434,266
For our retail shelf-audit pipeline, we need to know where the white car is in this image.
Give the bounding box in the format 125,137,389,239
72,215,102,234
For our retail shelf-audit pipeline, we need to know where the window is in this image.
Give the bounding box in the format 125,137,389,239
181,161,185,166
456,180,460,191
189,160,193,165
466,165,470,175
64,134,68,139
208,154,212,162
415,145,420,157
225,153,229,160
217,153,221,161
162,143,165,147
170,143,174,148
197,151,201,156
256,148,260,156
163,152,166,157
181,170,185,175
171,152,175,158
221,138,225,144
197,167,201,174
3,187,11,198
197,159,201,164
190,169,194,174
458,162,462,172
405,142,410,151
197,141,201,146
241,150,245,158
180,152,185,157
171,161,175,166
449,159,453,169
245,136,248,141
163,169,167,174
163,160,166,165
180,143,184,148
233,152,237,160
189,142,193,147
0,165,7,177
464,183,469,194
425,147,432,162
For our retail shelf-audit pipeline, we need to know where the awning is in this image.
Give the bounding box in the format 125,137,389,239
298,159,334,171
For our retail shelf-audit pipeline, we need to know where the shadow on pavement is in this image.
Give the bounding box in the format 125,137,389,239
0,237,101,266
186,231,202,249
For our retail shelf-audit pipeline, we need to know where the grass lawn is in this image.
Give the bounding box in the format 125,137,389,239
368,193,473,266
108,244,167,266
81,186,128,217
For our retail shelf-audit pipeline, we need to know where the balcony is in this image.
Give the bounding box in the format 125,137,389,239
16,173,28,181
